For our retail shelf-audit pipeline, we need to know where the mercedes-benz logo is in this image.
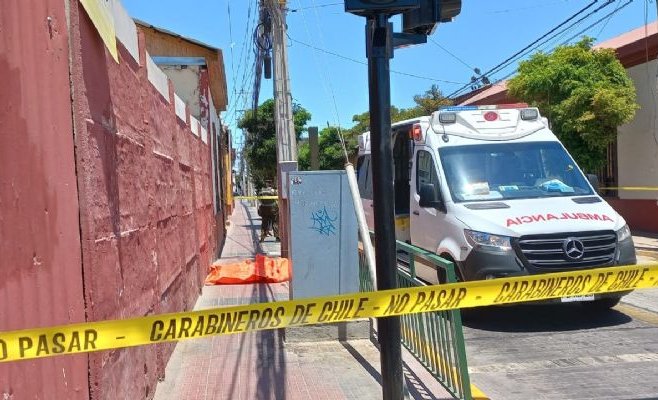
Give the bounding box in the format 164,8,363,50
563,238,585,260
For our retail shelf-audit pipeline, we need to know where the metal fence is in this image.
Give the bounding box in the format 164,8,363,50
359,239,473,400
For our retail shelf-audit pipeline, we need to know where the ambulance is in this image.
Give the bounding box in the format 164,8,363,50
356,104,636,309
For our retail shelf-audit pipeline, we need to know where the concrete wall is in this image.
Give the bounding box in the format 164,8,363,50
612,59,658,233
68,1,220,398
0,0,89,398
617,60,658,200
161,65,202,119
137,23,228,112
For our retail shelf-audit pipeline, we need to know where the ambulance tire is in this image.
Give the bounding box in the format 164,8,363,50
437,254,464,284
581,296,621,311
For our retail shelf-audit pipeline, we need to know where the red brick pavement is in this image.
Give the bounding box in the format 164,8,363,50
153,202,454,400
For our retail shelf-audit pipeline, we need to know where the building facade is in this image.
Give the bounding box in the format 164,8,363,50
0,1,232,398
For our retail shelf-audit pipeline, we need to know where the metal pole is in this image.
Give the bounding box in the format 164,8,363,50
309,126,319,170
345,163,377,289
366,13,404,400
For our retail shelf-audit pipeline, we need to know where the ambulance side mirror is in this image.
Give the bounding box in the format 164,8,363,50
419,183,445,211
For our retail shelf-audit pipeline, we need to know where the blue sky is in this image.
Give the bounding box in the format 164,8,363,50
122,0,657,150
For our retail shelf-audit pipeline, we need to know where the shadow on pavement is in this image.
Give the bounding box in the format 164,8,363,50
255,283,286,400
461,303,632,333
241,201,265,254
222,283,287,400
341,341,451,400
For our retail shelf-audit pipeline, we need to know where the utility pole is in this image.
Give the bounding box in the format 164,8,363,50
268,0,297,258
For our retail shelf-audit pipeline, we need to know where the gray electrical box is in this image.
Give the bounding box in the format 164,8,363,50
288,171,359,299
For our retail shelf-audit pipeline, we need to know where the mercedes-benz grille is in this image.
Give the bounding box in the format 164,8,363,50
516,231,617,269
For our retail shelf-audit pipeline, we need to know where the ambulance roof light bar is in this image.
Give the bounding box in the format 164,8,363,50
439,103,529,112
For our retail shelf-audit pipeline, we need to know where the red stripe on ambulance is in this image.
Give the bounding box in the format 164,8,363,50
506,213,613,227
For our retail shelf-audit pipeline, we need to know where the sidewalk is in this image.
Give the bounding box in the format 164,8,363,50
633,232,658,263
153,201,453,400
621,233,658,314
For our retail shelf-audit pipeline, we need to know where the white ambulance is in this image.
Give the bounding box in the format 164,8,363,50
356,104,636,309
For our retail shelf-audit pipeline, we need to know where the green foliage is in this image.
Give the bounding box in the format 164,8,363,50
298,126,348,171
250,85,450,177
238,99,311,188
508,38,638,172
341,85,451,161
413,84,452,115
346,84,451,135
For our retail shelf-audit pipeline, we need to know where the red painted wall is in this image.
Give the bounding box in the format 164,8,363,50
605,198,658,234
0,0,89,398
67,2,220,398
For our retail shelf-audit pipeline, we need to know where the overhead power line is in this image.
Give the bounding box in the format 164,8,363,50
289,2,342,12
448,0,614,99
429,38,476,72
487,0,631,84
457,0,635,104
287,35,467,85
562,0,634,44
596,0,625,37
223,0,260,127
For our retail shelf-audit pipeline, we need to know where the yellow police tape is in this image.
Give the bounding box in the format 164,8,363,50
234,195,279,200
234,188,658,199
1,263,657,363
600,186,658,191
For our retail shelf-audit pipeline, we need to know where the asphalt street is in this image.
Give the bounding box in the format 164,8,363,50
463,245,658,400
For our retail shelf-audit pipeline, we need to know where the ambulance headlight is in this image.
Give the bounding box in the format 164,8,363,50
616,224,631,242
464,230,512,253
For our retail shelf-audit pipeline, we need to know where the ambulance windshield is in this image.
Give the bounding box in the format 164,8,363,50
438,141,593,202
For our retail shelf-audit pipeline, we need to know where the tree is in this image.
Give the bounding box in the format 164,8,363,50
295,85,452,172
346,84,451,136
238,99,311,189
298,126,348,171
508,38,638,172
413,84,452,115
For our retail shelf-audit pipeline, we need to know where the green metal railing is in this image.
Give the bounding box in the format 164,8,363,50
359,238,473,400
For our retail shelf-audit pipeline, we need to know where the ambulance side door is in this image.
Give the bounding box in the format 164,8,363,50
410,148,448,253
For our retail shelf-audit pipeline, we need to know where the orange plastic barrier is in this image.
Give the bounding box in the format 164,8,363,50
205,254,291,285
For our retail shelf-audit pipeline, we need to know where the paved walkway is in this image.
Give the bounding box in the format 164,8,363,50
620,233,658,314
154,201,453,400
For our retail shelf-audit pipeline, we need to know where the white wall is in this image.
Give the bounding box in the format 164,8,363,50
617,59,658,200
174,93,186,122
146,51,170,102
208,93,223,213
160,66,202,119
112,0,139,62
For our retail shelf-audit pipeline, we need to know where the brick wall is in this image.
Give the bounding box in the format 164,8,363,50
68,2,223,398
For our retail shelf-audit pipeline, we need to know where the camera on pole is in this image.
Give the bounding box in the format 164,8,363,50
402,0,461,35
344,0,419,16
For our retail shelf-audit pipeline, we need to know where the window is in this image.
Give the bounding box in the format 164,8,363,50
357,155,373,200
438,141,593,202
416,150,441,197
